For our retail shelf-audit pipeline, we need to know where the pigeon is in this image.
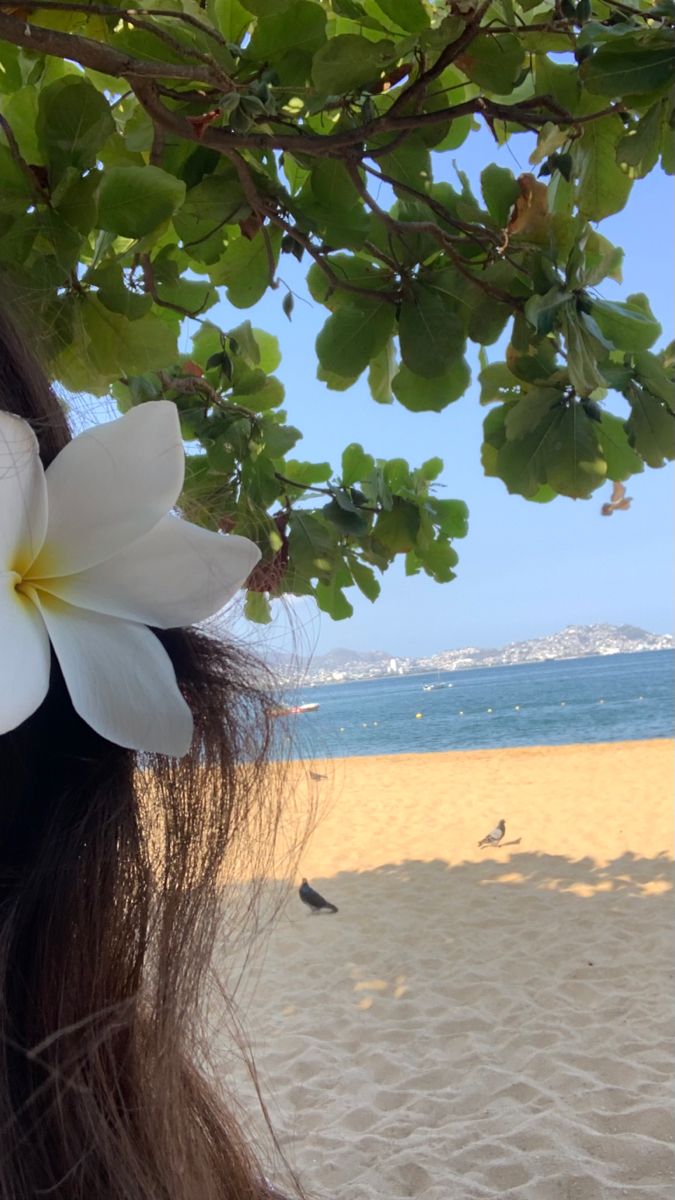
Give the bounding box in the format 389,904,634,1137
478,819,506,848
309,771,327,781
299,878,338,914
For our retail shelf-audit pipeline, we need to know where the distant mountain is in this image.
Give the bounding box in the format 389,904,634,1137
278,624,673,685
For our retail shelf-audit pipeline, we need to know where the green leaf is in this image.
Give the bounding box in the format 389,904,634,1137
93,264,153,319
373,498,420,552
253,328,281,373
315,576,354,621
371,0,428,32
368,340,397,404
211,0,253,40
587,295,661,352
544,403,607,498
316,299,394,378
173,175,249,248
416,538,458,583
479,361,522,405
36,77,114,175
426,266,511,347
383,457,411,494
633,351,675,405
392,358,470,412
379,138,432,197
342,442,375,486
239,1,291,14
307,253,388,310
504,388,564,440
426,498,468,540
322,497,370,535
97,166,186,238
625,386,675,467
0,146,33,214
616,102,664,178
525,288,571,335
497,401,606,499
210,227,281,307
398,281,465,379
250,0,326,83
419,457,443,482
458,34,525,94
310,159,360,209
582,38,675,97
574,116,632,221
575,229,624,287
285,459,333,485
349,558,381,602
311,34,396,93
288,510,337,582
245,590,272,623
237,376,286,411
263,418,300,457
596,411,644,480
560,306,608,396
57,297,178,393
480,165,520,228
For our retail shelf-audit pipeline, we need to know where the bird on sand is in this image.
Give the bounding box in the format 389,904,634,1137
309,771,327,781
299,878,338,914
478,819,506,848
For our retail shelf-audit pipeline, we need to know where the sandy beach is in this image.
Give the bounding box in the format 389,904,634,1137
214,739,674,1199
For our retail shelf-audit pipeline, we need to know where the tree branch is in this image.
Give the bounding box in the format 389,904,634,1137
226,148,404,307
0,2,230,45
387,0,491,117
0,112,51,204
345,162,520,308
0,11,226,86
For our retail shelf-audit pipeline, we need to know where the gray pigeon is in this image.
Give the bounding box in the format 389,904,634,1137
478,819,506,848
299,878,338,914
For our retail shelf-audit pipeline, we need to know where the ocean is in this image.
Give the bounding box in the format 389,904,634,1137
277,650,674,760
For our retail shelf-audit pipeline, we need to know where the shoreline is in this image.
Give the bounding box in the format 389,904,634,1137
279,731,675,763
286,644,674,689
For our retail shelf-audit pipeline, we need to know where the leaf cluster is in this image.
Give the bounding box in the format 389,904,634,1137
0,0,672,619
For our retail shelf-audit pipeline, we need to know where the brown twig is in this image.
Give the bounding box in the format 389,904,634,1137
346,162,520,308
140,253,211,318
0,2,231,46
387,0,491,117
221,148,401,307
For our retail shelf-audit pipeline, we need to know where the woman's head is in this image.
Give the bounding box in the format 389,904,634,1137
0,302,287,1199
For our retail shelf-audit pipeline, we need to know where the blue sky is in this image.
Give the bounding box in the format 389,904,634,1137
192,130,674,658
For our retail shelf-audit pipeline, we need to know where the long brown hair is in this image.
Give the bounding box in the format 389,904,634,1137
0,304,288,1198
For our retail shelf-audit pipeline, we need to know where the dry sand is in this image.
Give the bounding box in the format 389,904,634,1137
214,739,674,1199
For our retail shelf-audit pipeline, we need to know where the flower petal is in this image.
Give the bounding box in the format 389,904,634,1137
35,517,261,628
0,411,47,575
30,402,184,579
35,592,193,756
0,576,51,734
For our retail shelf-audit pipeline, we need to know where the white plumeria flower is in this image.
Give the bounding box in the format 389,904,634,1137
0,401,260,756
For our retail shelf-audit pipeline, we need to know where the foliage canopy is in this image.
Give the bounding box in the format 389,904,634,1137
0,0,673,621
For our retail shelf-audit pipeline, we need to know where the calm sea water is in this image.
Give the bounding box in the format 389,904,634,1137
277,650,674,760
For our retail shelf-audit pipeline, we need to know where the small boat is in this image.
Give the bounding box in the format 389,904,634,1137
272,702,320,717
422,682,448,691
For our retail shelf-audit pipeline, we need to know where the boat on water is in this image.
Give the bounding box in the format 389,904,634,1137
272,702,320,717
422,682,451,691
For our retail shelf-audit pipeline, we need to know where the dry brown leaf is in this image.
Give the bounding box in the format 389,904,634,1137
601,480,632,516
506,173,550,240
